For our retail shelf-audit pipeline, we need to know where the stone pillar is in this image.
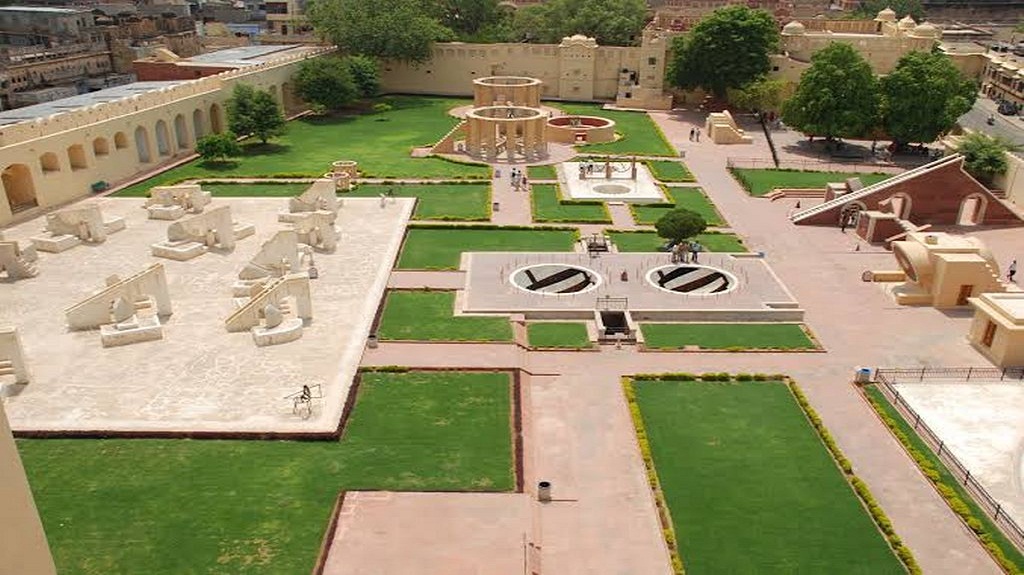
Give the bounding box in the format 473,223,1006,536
483,122,496,159
506,122,516,163
466,118,480,156
0,401,57,575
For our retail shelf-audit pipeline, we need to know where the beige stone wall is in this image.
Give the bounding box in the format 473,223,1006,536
0,401,57,575
780,32,936,74
0,48,332,226
993,152,1024,207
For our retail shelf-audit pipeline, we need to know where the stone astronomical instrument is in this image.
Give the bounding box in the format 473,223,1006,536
647,265,736,295
510,264,600,295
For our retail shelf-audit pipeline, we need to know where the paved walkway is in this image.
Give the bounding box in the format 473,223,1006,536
491,170,533,226
335,110,1007,574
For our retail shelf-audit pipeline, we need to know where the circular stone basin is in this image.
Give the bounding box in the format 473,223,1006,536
467,105,546,121
646,265,737,295
547,115,614,129
592,183,631,196
510,264,601,295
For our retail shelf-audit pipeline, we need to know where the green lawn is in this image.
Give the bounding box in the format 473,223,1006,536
647,160,695,182
864,386,1024,572
730,168,892,197
398,226,578,270
641,323,815,350
609,231,744,253
344,183,490,221
527,322,592,349
633,379,903,574
527,165,559,180
377,290,512,341
531,184,610,223
630,187,724,227
18,370,513,575
114,96,489,196
555,103,676,156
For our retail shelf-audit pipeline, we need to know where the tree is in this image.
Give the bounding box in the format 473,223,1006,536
433,0,502,37
782,42,880,141
346,55,380,99
227,84,286,144
655,208,707,244
294,57,358,112
853,0,924,21
881,51,976,147
196,132,241,162
727,77,789,114
509,0,647,46
667,6,779,98
308,0,454,63
955,132,1017,184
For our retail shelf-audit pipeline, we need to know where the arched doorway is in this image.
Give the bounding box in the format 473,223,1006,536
135,126,152,163
93,137,110,157
282,82,299,115
155,120,171,156
192,109,205,140
39,152,60,173
2,164,38,211
114,132,128,150
957,194,988,225
67,144,88,170
209,103,224,134
174,114,189,150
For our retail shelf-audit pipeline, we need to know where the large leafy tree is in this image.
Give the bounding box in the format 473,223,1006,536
196,132,241,162
655,208,707,244
294,56,358,112
881,51,976,146
955,132,1017,184
227,84,286,144
433,0,502,37
346,55,381,98
509,0,648,46
308,0,454,63
782,42,880,141
667,5,779,98
727,77,789,114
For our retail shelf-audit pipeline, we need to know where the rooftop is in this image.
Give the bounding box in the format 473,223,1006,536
0,81,186,127
179,44,307,67
0,5,88,14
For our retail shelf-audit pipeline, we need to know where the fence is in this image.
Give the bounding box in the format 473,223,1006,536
726,157,908,174
873,368,1024,552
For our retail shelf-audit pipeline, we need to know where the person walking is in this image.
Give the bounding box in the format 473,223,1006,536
689,128,695,141
1009,259,1018,282
695,129,701,142
690,241,701,263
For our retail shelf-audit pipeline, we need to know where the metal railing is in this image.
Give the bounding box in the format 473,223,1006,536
874,369,1024,552
726,156,908,174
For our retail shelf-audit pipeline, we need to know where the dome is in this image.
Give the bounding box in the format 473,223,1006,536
898,15,917,29
911,21,938,38
782,21,806,35
875,7,897,21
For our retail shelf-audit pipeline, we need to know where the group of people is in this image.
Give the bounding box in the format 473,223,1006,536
670,240,703,264
510,168,529,191
688,128,702,142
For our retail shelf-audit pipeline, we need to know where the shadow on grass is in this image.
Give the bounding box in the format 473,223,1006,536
196,160,240,171
239,142,292,155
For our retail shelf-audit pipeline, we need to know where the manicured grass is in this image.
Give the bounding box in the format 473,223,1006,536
633,379,903,574
18,370,513,575
630,187,724,227
640,323,815,350
531,184,611,223
864,386,1024,571
555,103,676,156
344,183,490,221
377,290,512,341
647,160,695,182
114,96,489,196
608,230,745,253
730,168,892,197
527,164,558,180
527,322,592,349
398,226,578,270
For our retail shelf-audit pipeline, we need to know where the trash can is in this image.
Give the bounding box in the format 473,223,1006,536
492,201,500,212
367,334,379,349
854,367,872,384
538,481,552,502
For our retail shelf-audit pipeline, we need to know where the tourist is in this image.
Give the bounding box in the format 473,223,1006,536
689,128,695,141
690,241,701,263
679,241,690,263
521,176,528,190
695,129,701,142
1009,259,1018,282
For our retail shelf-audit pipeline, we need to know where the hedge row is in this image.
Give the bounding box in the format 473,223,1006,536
621,377,686,575
727,168,757,195
790,384,923,575
633,372,786,382
865,391,1023,574
407,223,577,233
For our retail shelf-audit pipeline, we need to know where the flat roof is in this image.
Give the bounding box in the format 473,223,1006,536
0,6,88,14
181,44,303,67
0,81,187,127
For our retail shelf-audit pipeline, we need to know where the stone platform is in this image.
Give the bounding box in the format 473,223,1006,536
0,196,413,434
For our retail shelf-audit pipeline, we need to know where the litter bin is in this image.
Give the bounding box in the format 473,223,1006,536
538,481,552,502
492,201,500,212
367,334,379,349
854,367,872,384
